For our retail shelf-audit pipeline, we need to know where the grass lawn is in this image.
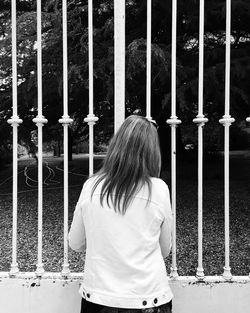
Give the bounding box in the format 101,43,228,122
0,153,249,276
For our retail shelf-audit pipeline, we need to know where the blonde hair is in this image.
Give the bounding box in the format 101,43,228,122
91,115,161,214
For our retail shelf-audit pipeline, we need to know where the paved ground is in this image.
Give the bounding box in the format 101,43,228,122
0,153,249,275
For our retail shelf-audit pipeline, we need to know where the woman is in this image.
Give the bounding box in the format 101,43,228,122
69,115,173,313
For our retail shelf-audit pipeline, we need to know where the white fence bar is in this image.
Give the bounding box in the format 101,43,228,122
247,116,250,277
193,0,208,279
84,0,98,176
32,0,48,276
88,0,94,117
225,0,231,118
114,0,125,132
219,0,234,279
11,0,17,118
146,0,152,120
36,0,43,118
59,0,73,276
171,0,177,119
166,0,181,278
197,0,204,118
7,0,23,276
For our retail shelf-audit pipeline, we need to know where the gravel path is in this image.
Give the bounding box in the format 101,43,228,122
0,155,249,276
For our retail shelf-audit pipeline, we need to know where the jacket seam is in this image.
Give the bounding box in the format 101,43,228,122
81,193,167,212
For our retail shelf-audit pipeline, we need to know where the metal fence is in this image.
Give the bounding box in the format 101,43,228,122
3,1,250,312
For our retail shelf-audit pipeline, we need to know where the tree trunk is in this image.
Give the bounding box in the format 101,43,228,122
57,140,61,157
54,140,61,157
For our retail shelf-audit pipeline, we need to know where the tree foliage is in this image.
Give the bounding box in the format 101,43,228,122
0,0,250,158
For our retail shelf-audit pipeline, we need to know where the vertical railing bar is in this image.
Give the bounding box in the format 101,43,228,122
171,0,177,119
219,0,234,279
11,0,17,118
166,0,181,278
193,0,208,279
197,123,204,276
7,0,23,276
224,123,230,270
32,0,48,276
89,0,93,117
170,124,178,275
37,123,44,274
225,0,231,118
37,0,43,273
62,0,69,116
197,125,203,276
88,0,94,175
198,0,204,116
10,123,19,274
246,118,250,277
114,0,125,132
84,0,98,176
146,0,152,120
59,0,73,277
37,0,42,118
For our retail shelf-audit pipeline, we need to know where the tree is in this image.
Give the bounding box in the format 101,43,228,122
125,0,250,156
0,0,250,164
0,0,115,158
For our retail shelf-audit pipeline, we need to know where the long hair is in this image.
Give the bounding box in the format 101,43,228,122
91,115,161,214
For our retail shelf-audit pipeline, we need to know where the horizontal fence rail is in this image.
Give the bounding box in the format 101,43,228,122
1,0,250,312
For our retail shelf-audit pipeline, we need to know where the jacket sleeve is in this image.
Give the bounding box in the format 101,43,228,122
68,200,86,253
159,185,173,259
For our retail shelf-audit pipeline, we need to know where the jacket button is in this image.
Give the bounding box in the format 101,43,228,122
86,293,90,298
154,298,158,304
142,300,147,306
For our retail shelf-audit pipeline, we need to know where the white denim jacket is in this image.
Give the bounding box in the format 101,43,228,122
69,176,173,309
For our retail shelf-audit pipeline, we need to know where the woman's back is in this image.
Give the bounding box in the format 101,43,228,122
69,115,173,311
69,175,173,308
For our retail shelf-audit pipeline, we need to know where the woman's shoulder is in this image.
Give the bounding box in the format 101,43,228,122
78,175,100,200
149,178,171,213
82,175,101,191
84,174,98,186
150,177,169,191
